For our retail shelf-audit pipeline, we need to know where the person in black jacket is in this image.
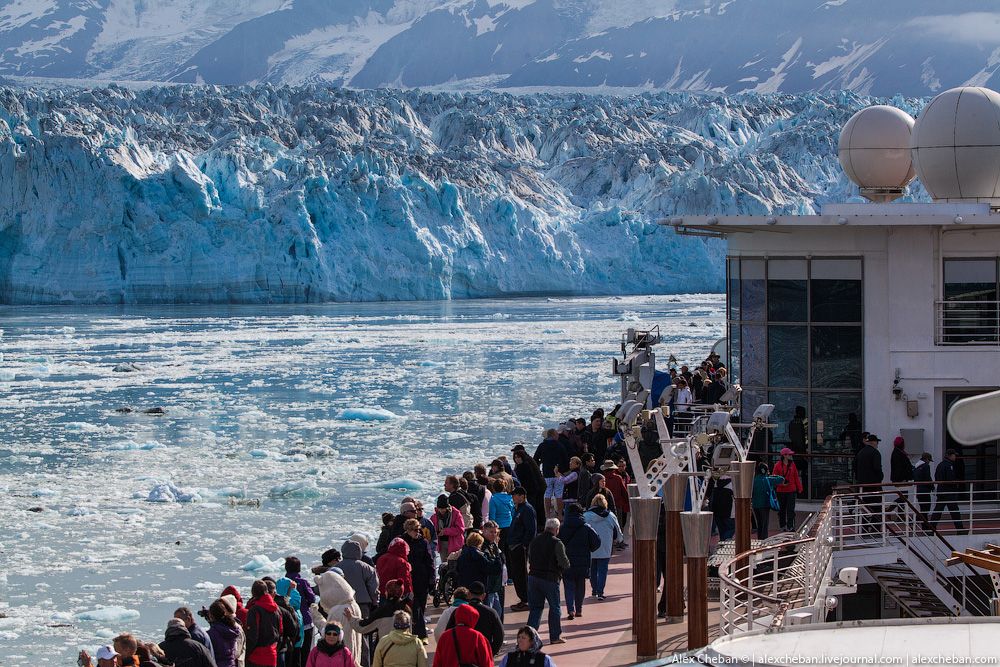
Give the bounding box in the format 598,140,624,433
890,436,914,483
508,488,537,612
160,619,218,667
513,447,546,530
914,452,934,518
463,471,487,529
402,518,434,640
558,504,601,620
456,532,501,592
534,430,569,521
930,449,966,532
854,434,884,534
445,581,505,656
245,580,282,667
526,519,570,644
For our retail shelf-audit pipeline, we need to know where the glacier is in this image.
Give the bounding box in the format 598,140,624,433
0,84,925,304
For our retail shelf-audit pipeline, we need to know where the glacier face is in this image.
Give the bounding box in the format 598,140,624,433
2,1,1000,94
0,85,923,304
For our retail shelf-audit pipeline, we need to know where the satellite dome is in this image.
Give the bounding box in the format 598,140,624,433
838,105,915,202
911,86,1000,205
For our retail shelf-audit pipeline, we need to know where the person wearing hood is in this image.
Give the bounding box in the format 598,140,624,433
376,538,413,599
343,579,411,646
246,579,283,667
306,622,357,667
431,605,494,667
277,578,306,665
583,495,621,600
402,518,435,641
314,567,363,661
773,448,804,533
222,586,249,627
208,599,244,667
160,618,218,667
285,557,317,663
371,611,426,667
334,541,381,621
431,494,466,561
498,626,555,667
558,503,600,619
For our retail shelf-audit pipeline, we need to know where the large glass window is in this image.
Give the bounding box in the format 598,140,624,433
942,259,999,344
727,256,864,499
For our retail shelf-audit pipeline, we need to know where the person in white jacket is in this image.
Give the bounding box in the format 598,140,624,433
314,568,363,661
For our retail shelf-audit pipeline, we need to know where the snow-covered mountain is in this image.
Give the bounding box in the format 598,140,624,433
0,84,921,304
2,1,1000,94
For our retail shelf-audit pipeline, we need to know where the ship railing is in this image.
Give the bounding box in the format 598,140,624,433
935,300,1000,345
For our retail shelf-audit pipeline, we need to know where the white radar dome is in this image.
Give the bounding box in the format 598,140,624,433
838,105,915,202
911,86,1000,205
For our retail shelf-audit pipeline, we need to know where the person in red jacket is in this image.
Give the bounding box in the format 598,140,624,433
773,448,804,533
245,580,283,667
601,460,630,545
432,604,494,667
376,538,413,598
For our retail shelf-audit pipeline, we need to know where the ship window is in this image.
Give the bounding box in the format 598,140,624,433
811,326,863,389
943,259,997,301
768,325,807,387
740,259,765,322
811,258,863,322
768,259,808,322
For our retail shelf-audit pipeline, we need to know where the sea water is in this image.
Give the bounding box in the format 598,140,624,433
0,294,723,663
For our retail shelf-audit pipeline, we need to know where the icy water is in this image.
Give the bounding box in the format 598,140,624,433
0,295,723,664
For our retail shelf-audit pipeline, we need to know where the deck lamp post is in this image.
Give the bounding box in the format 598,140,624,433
663,475,686,622
733,460,756,568
628,483,640,636
633,496,662,661
682,510,714,650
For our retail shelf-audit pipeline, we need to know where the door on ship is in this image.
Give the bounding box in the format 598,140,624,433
944,390,1000,496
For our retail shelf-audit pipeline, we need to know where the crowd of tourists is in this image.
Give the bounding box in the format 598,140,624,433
77,405,642,667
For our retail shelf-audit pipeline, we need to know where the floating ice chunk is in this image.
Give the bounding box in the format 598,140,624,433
74,607,140,622
241,555,282,572
109,440,165,451
268,480,321,498
66,507,99,516
0,369,14,381
350,479,423,491
31,488,59,497
249,449,276,458
542,329,564,334
194,581,223,590
147,482,201,503
538,405,555,413
112,363,142,373
336,407,403,421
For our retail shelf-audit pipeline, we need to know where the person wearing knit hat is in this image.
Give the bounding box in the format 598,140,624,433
305,621,357,667
890,435,914,484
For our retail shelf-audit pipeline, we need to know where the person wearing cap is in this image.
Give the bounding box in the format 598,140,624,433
371,611,427,667
444,581,504,656
432,493,466,561
772,448,804,533
890,436,914,484
78,644,120,667
930,449,966,533
854,434,885,535
508,487,537,612
306,621,358,667
534,429,569,521
914,452,935,519
161,617,218,667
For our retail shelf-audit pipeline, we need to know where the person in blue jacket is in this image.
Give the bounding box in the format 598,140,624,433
752,462,785,540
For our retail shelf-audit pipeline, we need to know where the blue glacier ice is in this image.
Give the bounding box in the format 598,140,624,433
0,85,927,304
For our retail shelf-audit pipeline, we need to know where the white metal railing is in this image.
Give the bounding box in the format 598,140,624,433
719,483,1000,637
935,300,1000,345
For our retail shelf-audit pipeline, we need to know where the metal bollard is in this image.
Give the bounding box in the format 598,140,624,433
681,510,714,650
633,497,662,661
663,475,686,622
